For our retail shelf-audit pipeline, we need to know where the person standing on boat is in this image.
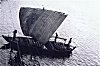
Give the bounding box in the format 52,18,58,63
54,33,58,43
10,30,17,50
65,38,72,50
13,30,17,40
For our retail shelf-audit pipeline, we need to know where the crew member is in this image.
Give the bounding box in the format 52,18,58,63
54,33,58,43
13,30,17,40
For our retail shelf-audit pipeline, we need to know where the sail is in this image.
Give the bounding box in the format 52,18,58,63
19,7,67,44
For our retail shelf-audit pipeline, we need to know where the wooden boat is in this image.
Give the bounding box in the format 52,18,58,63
2,35,76,58
0,7,76,66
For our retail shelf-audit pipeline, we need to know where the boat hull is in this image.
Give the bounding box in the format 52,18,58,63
1,35,73,58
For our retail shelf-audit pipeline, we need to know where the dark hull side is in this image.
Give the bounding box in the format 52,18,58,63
1,35,74,58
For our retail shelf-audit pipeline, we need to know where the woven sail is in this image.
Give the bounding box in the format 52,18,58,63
19,7,67,44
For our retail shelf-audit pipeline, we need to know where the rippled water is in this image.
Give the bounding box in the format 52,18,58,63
0,32,100,66
0,0,100,66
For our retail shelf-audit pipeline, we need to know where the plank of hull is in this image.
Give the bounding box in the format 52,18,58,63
19,7,67,44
